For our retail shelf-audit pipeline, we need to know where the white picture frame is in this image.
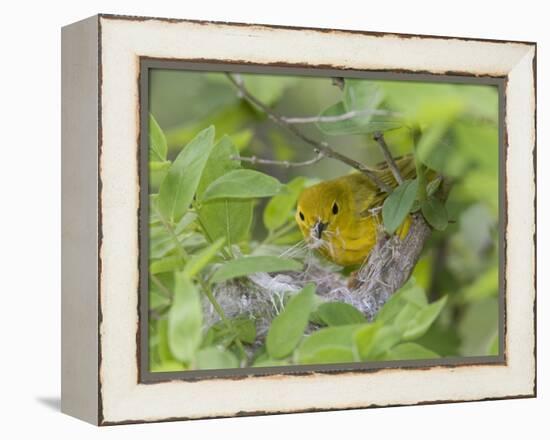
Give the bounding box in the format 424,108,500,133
61,14,536,425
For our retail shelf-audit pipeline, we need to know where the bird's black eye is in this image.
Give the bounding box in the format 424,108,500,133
299,211,305,221
332,202,339,215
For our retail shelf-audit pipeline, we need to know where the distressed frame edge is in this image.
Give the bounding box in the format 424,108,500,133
97,12,537,47
91,15,536,425
61,15,101,425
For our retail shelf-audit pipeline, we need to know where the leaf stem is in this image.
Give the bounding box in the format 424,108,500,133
199,278,248,361
155,207,190,263
155,206,247,362
193,202,233,260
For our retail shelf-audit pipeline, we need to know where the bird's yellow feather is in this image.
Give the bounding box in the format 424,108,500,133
295,155,418,267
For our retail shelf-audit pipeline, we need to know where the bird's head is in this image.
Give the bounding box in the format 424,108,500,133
295,180,352,248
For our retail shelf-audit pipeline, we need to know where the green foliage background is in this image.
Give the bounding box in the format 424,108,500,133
148,70,500,372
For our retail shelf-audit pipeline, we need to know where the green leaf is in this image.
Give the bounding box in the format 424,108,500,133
150,288,171,311
194,347,239,370
421,196,449,231
252,358,290,367
375,291,408,324
266,284,317,359
150,360,185,373
149,160,171,172
197,136,240,197
393,303,423,332
149,113,168,162
263,177,307,231
343,80,384,120
296,324,362,363
400,280,429,307
382,179,419,234
354,324,401,360
316,302,367,326
201,169,283,202
183,238,225,278
199,200,253,247
150,255,184,275
157,126,216,223
353,322,382,359
167,273,203,363
298,346,356,365
382,343,440,361
149,212,198,259
426,177,442,196
203,317,256,346
211,256,303,284
402,296,448,340
157,318,177,364
195,136,253,247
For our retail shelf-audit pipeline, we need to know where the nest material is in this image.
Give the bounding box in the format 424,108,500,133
204,214,431,341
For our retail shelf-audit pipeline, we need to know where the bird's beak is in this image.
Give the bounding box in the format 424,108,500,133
312,221,327,239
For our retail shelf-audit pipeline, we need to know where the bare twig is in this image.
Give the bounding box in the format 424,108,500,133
373,131,403,184
281,109,399,125
231,152,324,168
225,73,393,193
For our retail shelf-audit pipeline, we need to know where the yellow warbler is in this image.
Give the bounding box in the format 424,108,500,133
295,155,420,267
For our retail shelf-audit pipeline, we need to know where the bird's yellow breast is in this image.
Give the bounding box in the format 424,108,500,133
317,214,380,266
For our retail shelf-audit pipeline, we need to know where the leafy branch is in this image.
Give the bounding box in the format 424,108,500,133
225,73,393,193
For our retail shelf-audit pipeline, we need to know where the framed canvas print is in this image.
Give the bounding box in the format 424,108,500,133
61,14,537,425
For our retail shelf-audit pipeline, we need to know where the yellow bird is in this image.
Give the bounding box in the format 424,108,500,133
295,155,418,267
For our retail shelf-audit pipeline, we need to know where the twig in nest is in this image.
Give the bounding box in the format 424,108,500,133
206,214,432,338
225,73,393,194
373,131,403,184
231,152,324,168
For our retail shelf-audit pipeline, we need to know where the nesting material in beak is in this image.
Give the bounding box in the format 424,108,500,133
312,221,327,239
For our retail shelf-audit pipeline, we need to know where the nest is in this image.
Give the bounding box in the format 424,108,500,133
203,214,431,342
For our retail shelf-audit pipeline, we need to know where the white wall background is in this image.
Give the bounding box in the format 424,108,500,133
0,0,546,437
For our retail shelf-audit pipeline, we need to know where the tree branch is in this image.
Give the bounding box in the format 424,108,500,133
373,131,403,184
231,152,324,168
206,214,431,339
281,109,399,125
225,73,393,193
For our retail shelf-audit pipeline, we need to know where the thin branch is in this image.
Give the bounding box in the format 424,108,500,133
281,109,399,125
373,131,403,185
225,73,393,193
231,152,324,168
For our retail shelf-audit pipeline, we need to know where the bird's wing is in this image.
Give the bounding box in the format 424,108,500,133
356,155,418,215
373,154,417,188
